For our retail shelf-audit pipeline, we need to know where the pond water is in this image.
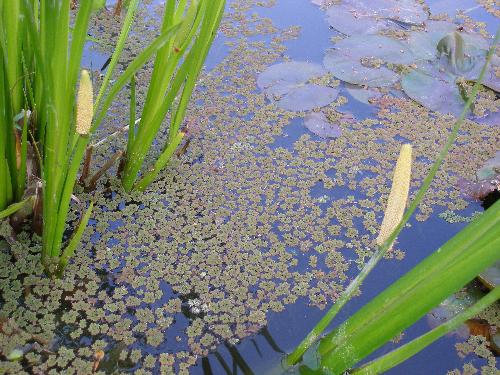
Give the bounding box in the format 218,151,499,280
189,2,499,374
0,0,498,374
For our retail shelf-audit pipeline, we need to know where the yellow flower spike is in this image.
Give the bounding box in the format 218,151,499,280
76,70,93,136
376,144,412,247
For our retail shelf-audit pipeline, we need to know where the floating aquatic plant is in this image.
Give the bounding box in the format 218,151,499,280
303,112,342,139
322,0,499,117
257,61,339,111
1,1,498,372
288,28,500,372
0,0,199,273
325,0,428,36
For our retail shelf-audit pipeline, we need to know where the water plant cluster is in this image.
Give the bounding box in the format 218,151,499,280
0,0,225,274
0,0,499,373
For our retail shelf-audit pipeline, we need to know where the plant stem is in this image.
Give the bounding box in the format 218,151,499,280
0,197,33,220
351,286,500,375
319,201,500,372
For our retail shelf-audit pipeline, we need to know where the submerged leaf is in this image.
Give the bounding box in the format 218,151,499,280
345,85,381,104
457,175,499,201
257,61,326,93
303,112,342,138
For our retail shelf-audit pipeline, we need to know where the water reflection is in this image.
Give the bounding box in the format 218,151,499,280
201,327,285,375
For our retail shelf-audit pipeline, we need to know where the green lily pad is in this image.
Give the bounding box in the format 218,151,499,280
257,61,326,93
428,0,479,18
324,48,399,87
463,54,500,93
324,34,416,87
478,261,500,290
326,4,390,35
277,84,339,112
345,85,381,104
335,34,415,64
401,65,465,116
403,27,498,114
477,151,500,180
325,0,427,35
355,0,427,23
257,62,339,111
407,24,497,92
408,21,458,61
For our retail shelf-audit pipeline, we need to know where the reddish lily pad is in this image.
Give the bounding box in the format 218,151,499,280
257,61,326,93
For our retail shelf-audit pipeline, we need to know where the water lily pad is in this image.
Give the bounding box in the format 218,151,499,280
478,261,500,290
477,151,500,180
345,85,381,104
277,84,339,111
353,0,428,23
463,54,500,93
336,34,415,64
304,112,342,138
408,21,458,61
326,4,390,35
427,0,478,18
409,21,490,62
257,62,338,111
324,48,399,87
257,61,326,93
401,66,465,116
325,0,427,35
427,283,483,330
